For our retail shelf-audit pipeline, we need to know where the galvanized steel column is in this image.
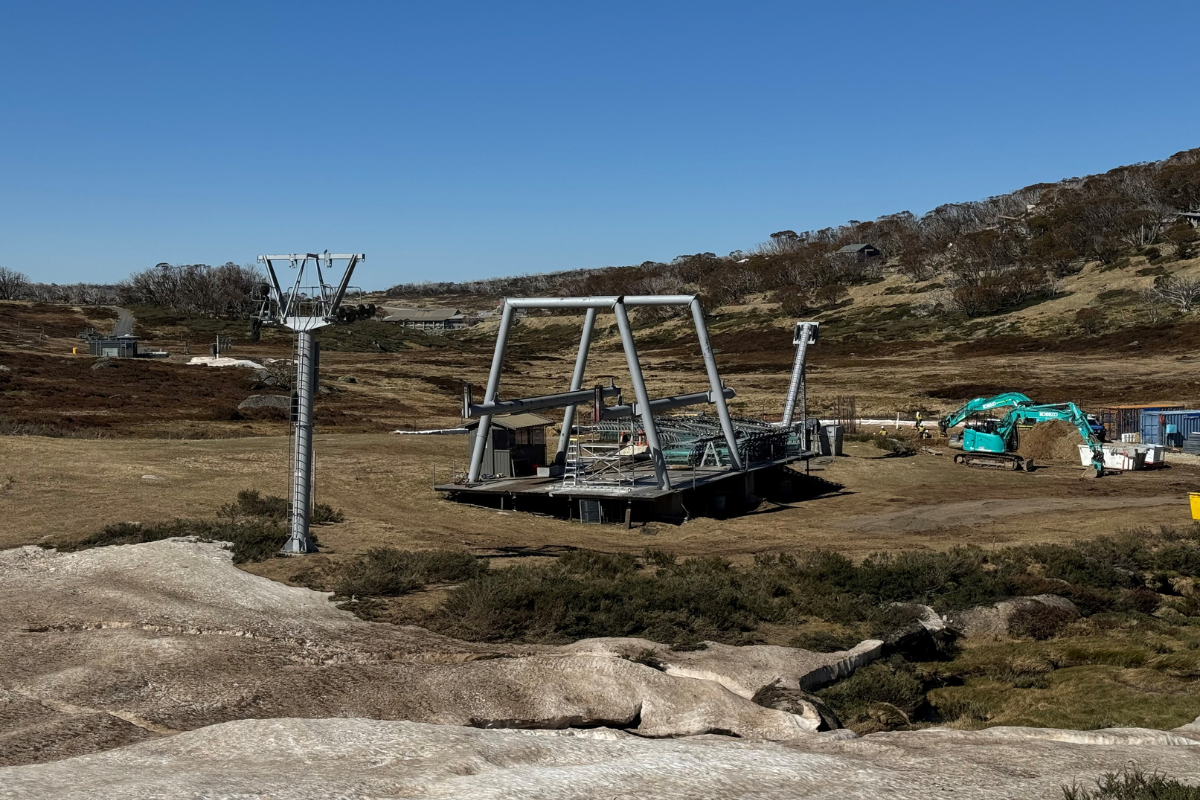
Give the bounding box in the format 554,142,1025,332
283,329,318,554
613,300,670,490
782,322,813,428
689,299,743,471
468,302,515,483
555,307,597,464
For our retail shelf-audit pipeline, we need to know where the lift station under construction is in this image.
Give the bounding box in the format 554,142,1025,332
436,295,820,523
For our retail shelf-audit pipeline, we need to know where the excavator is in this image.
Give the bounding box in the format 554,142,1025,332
938,393,1106,476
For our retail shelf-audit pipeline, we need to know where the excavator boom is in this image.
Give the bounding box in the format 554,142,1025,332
938,392,1033,434
941,393,1104,476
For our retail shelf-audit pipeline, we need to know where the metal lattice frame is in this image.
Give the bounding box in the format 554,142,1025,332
256,252,364,554
465,295,742,490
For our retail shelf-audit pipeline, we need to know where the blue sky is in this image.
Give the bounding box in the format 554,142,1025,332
2,1,1199,289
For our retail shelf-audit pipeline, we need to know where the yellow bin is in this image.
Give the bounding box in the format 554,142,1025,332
1190,493,1200,520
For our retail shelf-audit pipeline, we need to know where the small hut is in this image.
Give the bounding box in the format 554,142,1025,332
88,334,139,358
464,413,553,478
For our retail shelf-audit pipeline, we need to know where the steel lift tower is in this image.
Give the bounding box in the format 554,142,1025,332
256,252,363,554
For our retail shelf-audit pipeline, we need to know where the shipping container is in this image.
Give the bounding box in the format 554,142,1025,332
1099,404,1183,440
1139,409,1200,446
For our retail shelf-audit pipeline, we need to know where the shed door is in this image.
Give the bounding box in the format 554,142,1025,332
101,347,118,357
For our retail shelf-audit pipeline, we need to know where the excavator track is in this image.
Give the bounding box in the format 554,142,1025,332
953,452,1033,472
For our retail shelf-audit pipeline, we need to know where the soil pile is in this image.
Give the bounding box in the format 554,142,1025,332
1015,419,1086,461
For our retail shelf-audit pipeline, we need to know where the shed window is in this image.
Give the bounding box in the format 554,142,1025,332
514,427,545,446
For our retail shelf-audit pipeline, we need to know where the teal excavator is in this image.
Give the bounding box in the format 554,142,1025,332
938,393,1106,476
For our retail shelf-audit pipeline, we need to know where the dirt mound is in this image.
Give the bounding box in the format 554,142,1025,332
1015,419,1085,462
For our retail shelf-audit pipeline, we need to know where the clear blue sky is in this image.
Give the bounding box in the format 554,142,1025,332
3,1,1198,289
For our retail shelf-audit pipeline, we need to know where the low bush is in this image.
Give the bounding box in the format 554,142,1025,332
65,488,346,563
1063,768,1200,800
226,489,344,525
871,435,917,456
329,548,484,598
814,657,925,731
64,518,296,563
788,629,861,653
1008,604,1077,640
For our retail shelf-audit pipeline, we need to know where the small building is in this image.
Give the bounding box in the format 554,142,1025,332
381,307,466,331
465,413,553,478
835,243,882,260
88,335,139,358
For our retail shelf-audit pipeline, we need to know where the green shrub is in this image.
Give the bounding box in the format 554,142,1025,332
1063,767,1200,800
66,518,298,564
1008,604,1077,640
788,630,861,653
330,548,484,598
815,657,925,730
227,489,344,525
871,435,917,456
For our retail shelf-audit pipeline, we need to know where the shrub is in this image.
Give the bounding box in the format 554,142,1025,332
226,489,344,525
788,630,860,653
1008,603,1077,640
65,518,298,564
815,657,925,730
872,435,917,456
1062,767,1200,800
330,548,484,598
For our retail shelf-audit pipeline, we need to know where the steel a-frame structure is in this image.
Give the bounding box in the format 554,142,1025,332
465,295,742,491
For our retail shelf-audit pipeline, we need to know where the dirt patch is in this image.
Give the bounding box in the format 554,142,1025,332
1016,420,1086,462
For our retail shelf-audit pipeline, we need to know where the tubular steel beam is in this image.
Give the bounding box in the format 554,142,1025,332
600,387,736,420
556,307,598,464
612,300,670,490
282,330,318,554
781,321,819,428
689,298,743,471
464,385,620,419
467,302,515,483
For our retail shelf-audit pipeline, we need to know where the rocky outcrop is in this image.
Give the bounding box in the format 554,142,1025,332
2,717,1198,800
0,540,850,766
236,394,290,411
562,637,884,697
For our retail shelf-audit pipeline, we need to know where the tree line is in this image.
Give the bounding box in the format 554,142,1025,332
387,146,1200,319
0,262,263,318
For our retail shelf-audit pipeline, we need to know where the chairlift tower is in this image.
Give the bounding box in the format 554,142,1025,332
256,252,364,554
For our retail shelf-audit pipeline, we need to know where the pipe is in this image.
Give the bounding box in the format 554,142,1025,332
556,307,597,464
612,300,670,489
781,322,818,427
689,299,743,471
465,385,619,418
502,294,698,310
600,387,736,419
467,302,514,482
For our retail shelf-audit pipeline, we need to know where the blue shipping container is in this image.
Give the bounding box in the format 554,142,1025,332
1139,410,1200,445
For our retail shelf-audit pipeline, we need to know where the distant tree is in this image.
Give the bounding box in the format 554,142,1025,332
1074,307,1105,334
1139,286,1166,323
1153,274,1200,313
0,267,29,300
1166,223,1198,260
